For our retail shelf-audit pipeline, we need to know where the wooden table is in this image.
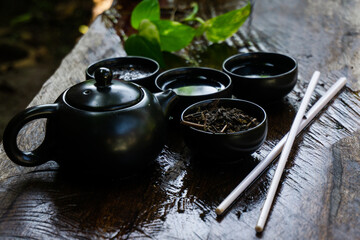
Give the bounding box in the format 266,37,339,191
1,0,359,239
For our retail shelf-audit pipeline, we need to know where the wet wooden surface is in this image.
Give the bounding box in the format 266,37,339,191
1,0,360,239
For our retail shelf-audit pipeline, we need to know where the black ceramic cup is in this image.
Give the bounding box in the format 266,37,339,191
155,67,232,118
181,98,267,159
86,56,160,92
222,52,297,102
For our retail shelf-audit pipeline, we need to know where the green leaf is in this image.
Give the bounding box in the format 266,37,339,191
204,2,251,42
138,19,160,45
124,34,165,67
131,0,160,30
153,20,196,52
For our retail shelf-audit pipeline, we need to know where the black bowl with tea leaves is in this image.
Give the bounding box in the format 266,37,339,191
86,56,160,92
181,98,267,159
223,52,297,102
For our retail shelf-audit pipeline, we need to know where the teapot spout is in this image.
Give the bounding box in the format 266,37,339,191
154,90,178,117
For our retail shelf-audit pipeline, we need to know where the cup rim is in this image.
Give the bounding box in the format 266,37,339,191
222,52,298,79
155,67,232,98
85,56,160,80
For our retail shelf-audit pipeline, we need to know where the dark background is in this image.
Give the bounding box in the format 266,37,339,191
0,0,96,140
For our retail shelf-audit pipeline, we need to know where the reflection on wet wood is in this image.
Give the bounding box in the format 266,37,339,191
0,0,360,239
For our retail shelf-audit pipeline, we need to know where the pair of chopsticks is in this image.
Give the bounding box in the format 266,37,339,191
215,72,347,232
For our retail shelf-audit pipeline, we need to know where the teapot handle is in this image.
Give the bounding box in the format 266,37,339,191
3,104,58,167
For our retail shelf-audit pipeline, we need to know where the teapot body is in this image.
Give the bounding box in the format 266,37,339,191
2,83,177,175
45,87,165,173
3,67,177,175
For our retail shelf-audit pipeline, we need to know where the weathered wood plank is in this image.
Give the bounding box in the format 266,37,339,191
0,0,359,239
320,132,360,239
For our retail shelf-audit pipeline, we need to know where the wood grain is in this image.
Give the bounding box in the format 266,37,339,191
0,0,359,239
320,132,360,239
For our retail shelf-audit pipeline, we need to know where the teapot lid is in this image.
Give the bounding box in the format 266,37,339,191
65,67,143,111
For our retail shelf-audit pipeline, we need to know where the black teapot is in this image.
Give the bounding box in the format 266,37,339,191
3,68,177,174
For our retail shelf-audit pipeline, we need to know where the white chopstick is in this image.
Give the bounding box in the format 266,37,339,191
254,71,321,232
215,76,347,217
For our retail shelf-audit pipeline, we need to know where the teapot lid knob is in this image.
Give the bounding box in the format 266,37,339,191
94,67,113,87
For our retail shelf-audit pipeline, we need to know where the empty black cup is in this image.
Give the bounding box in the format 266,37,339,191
222,52,297,102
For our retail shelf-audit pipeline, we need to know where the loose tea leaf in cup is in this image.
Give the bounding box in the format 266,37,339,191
112,65,152,81
182,100,259,133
